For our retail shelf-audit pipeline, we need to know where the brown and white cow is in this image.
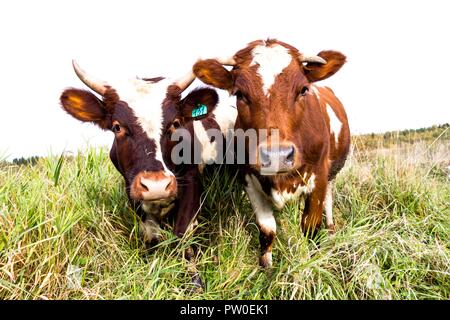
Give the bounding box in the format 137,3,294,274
60,61,237,248
193,39,350,268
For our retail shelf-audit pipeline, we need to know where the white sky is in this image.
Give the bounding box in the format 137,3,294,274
1,0,449,161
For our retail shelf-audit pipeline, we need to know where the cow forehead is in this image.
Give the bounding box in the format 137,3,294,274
112,78,173,173
250,44,293,95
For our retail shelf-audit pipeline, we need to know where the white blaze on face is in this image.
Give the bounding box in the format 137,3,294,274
251,44,293,95
326,103,342,145
113,78,173,174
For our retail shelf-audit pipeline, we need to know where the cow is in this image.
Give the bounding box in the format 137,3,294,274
60,61,237,285
193,39,350,268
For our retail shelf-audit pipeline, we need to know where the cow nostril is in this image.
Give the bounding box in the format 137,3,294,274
165,177,175,191
140,180,149,192
286,146,295,163
259,147,271,167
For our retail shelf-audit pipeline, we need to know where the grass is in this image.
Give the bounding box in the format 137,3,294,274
0,128,449,300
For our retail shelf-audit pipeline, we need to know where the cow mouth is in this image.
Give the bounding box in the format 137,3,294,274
141,196,177,218
260,169,291,176
258,164,295,176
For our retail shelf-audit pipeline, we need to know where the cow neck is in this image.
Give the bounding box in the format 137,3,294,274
244,164,315,196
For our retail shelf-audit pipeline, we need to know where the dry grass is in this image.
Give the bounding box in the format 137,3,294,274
0,129,448,299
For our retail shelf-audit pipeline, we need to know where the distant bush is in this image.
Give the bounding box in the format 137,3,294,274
355,123,449,151
11,156,41,166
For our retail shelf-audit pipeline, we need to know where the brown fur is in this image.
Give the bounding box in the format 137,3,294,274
304,51,347,82
61,84,223,239
193,39,351,266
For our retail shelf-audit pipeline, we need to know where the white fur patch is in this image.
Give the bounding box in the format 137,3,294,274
245,174,276,233
326,103,342,145
325,183,333,227
113,78,173,174
193,120,219,164
311,84,321,98
271,174,316,209
212,98,238,136
251,44,292,95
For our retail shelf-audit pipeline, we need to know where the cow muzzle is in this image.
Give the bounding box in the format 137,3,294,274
258,143,295,175
131,171,177,201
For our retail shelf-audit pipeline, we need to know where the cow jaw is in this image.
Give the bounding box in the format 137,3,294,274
142,196,176,218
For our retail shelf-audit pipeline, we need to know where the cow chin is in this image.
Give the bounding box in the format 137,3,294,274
259,167,296,176
141,196,177,219
257,161,298,176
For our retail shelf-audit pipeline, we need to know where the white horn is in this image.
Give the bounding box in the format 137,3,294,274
72,60,109,95
300,54,327,64
215,56,237,66
174,56,236,92
173,70,196,92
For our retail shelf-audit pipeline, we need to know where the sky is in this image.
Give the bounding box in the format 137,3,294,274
1,0,449,161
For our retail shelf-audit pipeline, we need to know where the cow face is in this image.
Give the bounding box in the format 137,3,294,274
194,39,346,175
61,62,221,225
60,82,178,212
160,87,220,170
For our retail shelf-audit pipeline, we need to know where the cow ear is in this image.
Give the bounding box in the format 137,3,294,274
60,88,111,130
179,88,219,120
193,59,233,90
303,51,346,82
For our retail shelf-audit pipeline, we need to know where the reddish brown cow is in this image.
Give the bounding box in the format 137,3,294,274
60,61,236,247
193,39,350,267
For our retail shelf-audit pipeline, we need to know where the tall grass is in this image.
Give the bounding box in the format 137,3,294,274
0,134,448,299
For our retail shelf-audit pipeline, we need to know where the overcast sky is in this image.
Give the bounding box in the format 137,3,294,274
1,0,449,161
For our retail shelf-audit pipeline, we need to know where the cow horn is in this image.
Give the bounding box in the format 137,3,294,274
174,56,236,92
173,70,196,92
299,54,327,64
215,56,237,66
72,60,108,96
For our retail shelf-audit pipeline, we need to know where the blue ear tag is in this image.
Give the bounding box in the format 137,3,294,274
191,104,208,118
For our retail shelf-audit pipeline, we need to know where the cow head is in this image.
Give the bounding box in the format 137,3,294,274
60,61,219,242
193,39,346,175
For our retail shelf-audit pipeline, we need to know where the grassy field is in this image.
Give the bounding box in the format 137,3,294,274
0,126,449,299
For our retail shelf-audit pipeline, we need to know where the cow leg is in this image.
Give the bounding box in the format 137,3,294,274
301,176,327,237
324,182,336,234
245,175,276,268
184,245,204,292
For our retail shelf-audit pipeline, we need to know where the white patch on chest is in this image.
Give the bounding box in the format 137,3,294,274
271,174,316,209
250,44,292,95
113,78,172,173
193,120,219,164
326,103,342,145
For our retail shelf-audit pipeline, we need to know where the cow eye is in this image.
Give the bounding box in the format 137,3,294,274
234,90,249,104
300,86,309,96
112,123,121,133
173,119,181,129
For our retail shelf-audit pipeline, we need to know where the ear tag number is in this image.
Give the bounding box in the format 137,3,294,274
191,104,208,118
